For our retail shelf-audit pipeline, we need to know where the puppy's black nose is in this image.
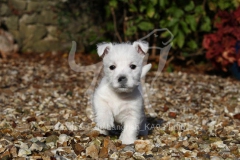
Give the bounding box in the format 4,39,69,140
118,76,127,84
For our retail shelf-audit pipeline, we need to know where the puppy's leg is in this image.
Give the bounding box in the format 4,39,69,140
93,98,114,133
119,117,139,144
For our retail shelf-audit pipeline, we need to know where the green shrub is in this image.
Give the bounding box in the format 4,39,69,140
56,0,239,56
104,0,239,56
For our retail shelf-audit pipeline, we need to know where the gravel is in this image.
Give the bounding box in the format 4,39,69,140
0,57,240,159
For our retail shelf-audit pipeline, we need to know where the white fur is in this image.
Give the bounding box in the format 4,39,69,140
93,41,151,144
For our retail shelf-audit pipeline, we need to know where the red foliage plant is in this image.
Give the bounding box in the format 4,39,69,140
203,7,240,71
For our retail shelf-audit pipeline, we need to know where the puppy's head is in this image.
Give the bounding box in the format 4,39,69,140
97,41,151,93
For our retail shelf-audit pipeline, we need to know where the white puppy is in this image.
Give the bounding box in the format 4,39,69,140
93,41,151,144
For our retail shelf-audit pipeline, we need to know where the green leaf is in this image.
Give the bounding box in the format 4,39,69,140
138,21,154,31
168,18,179,27
106,23,114,31
109,0,118,8
194,5,203,14
172,24,179,36
167,64,174,73
159,19,168,28
185,15,197,31
129,4,137,12
153,13,160,19
161,31,171,38
147,6,155,18
182,52,189,57
140,5,146,12
176,31,185,48
125,26,137,36
173,8,184,18
180,21,191,34
218,0,231,10
187,39,198,49
167,7,184,18
159,0,169,8
135,16,144,23
184,1,195,12
200,17,211,32
151,0,158,6
159,0,165,8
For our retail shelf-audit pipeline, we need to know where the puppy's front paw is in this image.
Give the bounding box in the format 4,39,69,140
96,116,114,130
93,127,109,135
119,134,136,145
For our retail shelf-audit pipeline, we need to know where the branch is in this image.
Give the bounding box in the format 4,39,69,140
111,7,122,42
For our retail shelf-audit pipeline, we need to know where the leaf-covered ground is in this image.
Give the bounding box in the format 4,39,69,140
0,56,240,159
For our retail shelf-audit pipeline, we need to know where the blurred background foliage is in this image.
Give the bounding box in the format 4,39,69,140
56,0,240,68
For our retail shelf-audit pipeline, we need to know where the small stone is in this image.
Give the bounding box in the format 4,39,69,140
36,141,49,151
1,151,11,160
10,146,18,157
134,140,154,154
43,150,54,157
54,122,62,130
99,147,108,158
160,156,171,160
58,134,69,144
151,147,158,152
81,137,90,143
65,121,78,131
110,152,119,159
163,105,169,112
103,137,110,147
123,145,135,152
120,150,134,158
29,156,42,159
29,143,43,151
19,142,29,150
72,143,85,155
211,141,227,149
26,117,37,123
182,140,189,147
199,144,211,152
233,113,240,120
61,147,72,154
87,130,100,138
168,112,177,118
18,148,31,157
189,143,198,150
108,141,117,152
171,152,180,157
133,152,145,160
45,135,58,144
86,144,99,159
92,138,101,147
211,156,221,160
113,139,122,147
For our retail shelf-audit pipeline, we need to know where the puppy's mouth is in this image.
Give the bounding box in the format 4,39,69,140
117,88,132,92
116,85,134,93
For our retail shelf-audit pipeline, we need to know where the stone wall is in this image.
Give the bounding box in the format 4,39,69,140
0,0,103,53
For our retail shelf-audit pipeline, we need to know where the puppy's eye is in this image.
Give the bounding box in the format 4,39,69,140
109,65,116,70
130,64,136,70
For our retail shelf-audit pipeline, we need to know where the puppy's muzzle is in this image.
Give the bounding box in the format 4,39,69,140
118,76,127,86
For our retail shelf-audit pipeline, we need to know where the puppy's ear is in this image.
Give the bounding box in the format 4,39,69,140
141,64,152,78
97,42,113,58
133,41,149,55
